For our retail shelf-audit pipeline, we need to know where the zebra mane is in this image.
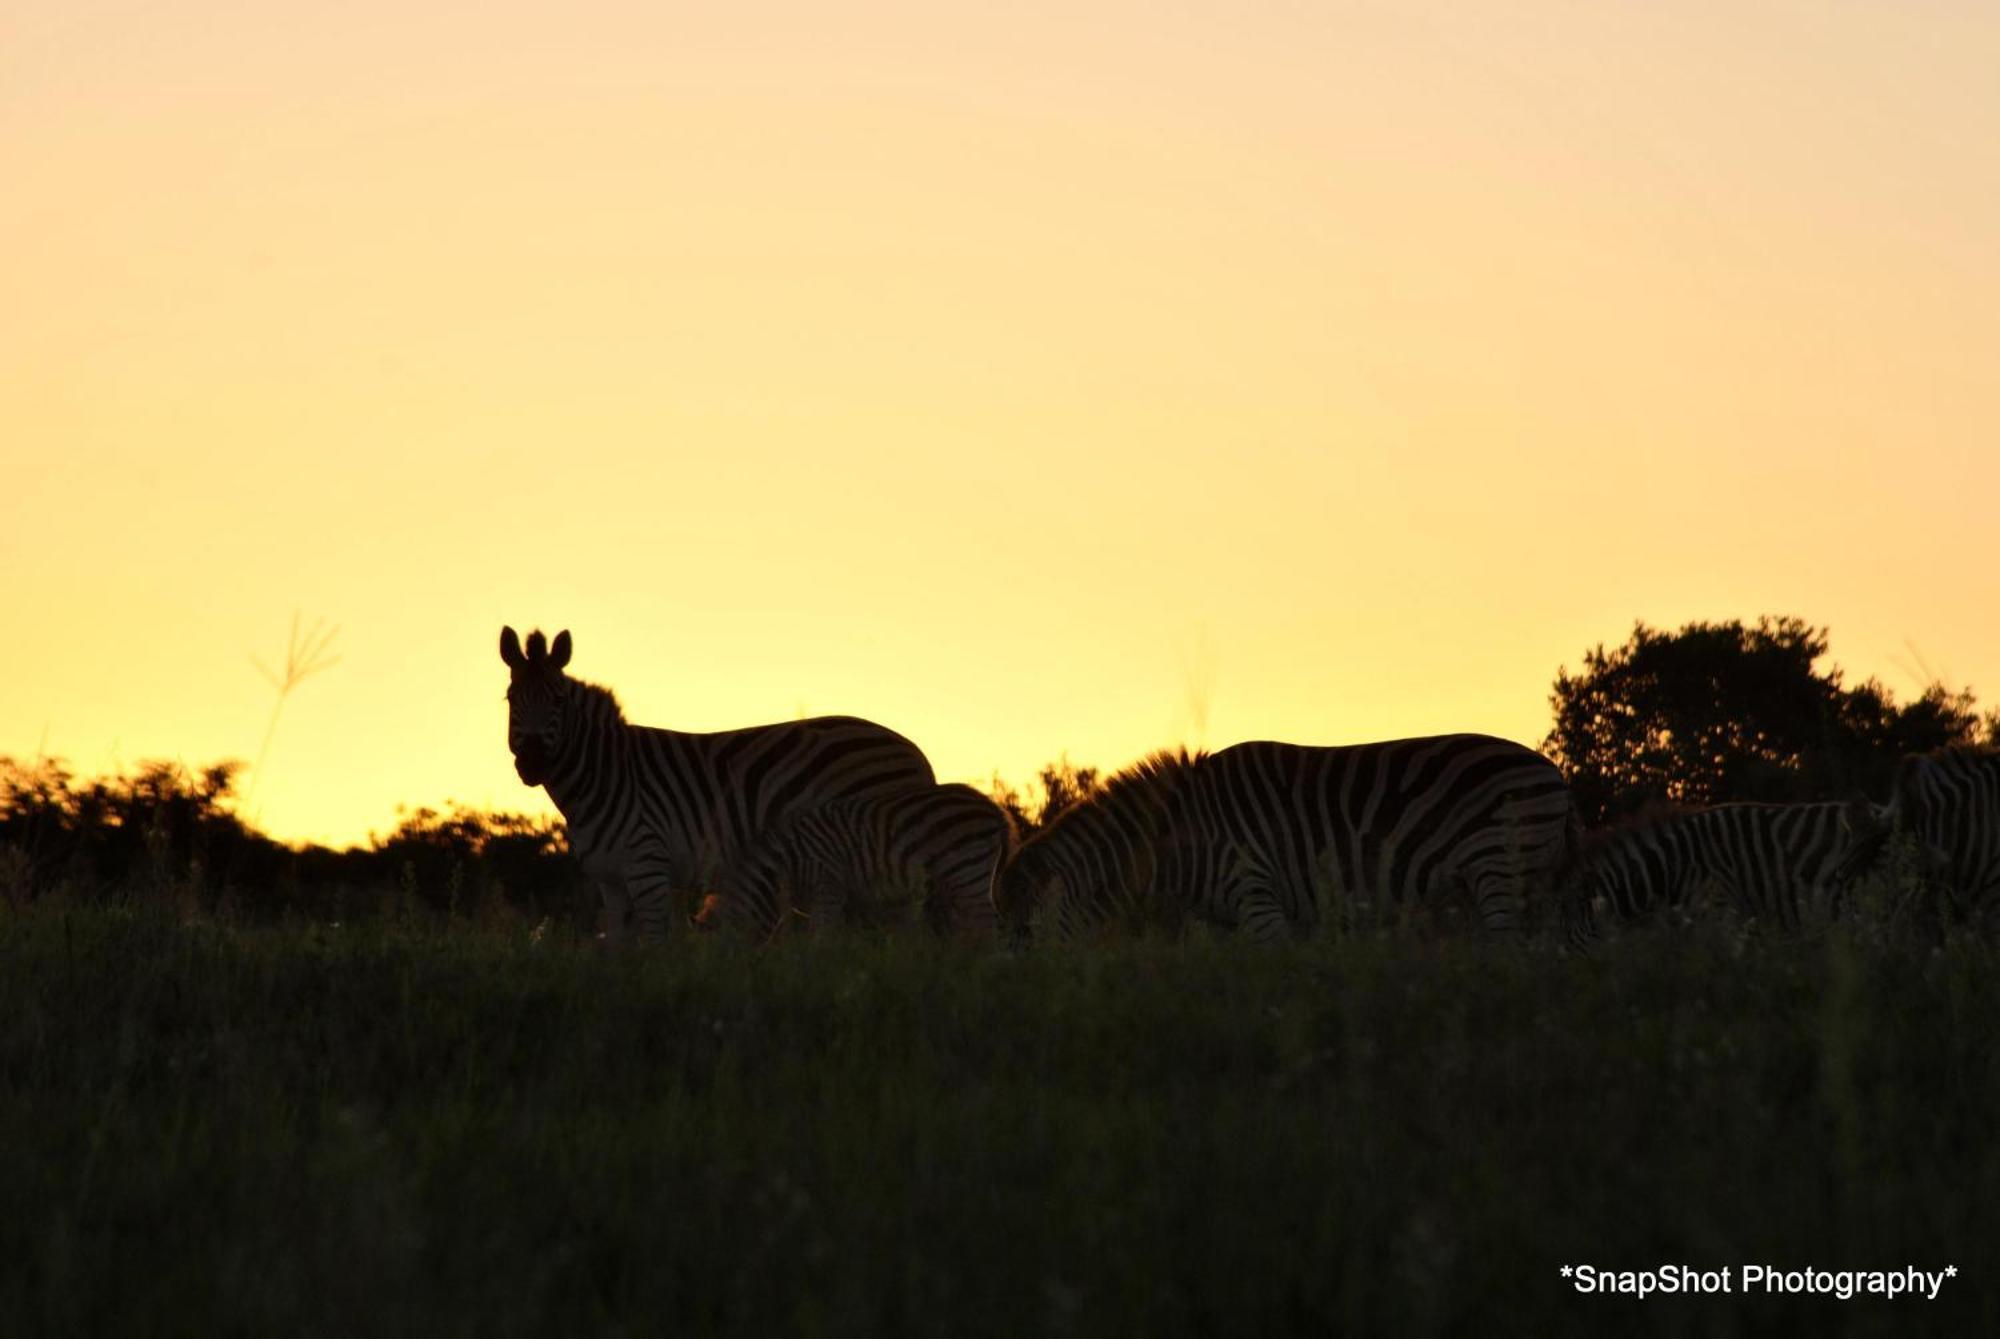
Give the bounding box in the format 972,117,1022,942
1035,746,1204,842
566,674,626,723
1108,746,1205,798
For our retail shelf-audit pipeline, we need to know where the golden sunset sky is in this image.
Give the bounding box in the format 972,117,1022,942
5,1,1996,847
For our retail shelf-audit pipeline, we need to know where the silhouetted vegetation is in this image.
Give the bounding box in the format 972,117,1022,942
0,756,585,928
1,908,1992,1337
989,755,1103,839
1546,616,1994,825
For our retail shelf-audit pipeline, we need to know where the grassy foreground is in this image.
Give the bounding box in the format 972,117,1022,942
1,905,1993,1338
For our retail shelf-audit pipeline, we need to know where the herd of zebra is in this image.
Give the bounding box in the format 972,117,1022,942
501,627,2000,946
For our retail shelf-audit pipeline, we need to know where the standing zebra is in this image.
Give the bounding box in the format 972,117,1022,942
1567,802,1862,936
1003,735,1577,943
500,626,936,942
1847,748,2000,920
701,783,1013,941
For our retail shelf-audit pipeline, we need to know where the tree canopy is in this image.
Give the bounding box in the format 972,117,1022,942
1545,616,1987,825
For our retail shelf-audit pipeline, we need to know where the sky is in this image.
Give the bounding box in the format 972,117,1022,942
4,1,1997,848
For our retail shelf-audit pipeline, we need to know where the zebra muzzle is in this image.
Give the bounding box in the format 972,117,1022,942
512,746,547,785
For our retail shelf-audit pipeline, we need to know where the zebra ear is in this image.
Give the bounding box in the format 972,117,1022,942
500,626,526,669
549,630,572,669
526,630,548,662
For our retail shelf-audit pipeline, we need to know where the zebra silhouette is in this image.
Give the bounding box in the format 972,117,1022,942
499,626,936,943
1845,748,2000,922
701,783,1014,940
1566,801,1863,936
1005,735,1577,942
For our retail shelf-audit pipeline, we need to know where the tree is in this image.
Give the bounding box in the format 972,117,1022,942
989,756,1102,839
1545,617,1983,825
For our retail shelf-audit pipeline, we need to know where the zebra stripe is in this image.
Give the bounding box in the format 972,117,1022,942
997,750,1199,940
1569,802,1858,934
703,783,1013,940
1178,735,1576,941
500,626,936,943
1869,748,2000,918
1003,735,1576,942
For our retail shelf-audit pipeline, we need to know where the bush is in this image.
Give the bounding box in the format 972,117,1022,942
0,757,586,927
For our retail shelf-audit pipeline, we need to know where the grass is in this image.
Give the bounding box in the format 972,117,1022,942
1,902,1994,1337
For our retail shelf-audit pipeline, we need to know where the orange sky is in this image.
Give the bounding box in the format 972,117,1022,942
5,1,1997,847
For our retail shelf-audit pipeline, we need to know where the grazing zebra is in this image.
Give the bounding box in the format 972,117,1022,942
500,626,936,943
997,750,1201,940
1180,735,1576,941
701,784,1013,941
1846,748,2000,919
1567,802,1861,935
1003,735,1577,943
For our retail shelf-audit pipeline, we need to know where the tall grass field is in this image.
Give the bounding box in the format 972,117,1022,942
2,901,1993,1337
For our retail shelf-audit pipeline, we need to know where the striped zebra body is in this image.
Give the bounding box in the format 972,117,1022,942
1178,735,1576,941
1571,802,1857,934
501,627,935,942
1003,735,1575,942
705,784,1013,940
1863,749,2000,918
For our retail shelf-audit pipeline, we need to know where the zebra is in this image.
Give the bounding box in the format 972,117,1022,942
500,626,937,943
1842,748,2000,921
1178,735,1576,941
1003,735,1577,943
699,783,1014,941
1566,801,1862,935
997,749,1201,940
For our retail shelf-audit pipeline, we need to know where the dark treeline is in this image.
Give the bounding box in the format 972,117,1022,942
0,757,584,927
5,614,1994,922
1546,616,2000,825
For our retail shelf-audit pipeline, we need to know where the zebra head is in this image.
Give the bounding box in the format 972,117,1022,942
1829,791,1896,887
1001,750,1194,939
1874,755,1966,884
995,843,1049,935
1000,801,1161,939
1567,829,1659,925
499,625,574,786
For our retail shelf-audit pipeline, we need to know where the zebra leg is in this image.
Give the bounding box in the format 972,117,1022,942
933,855,1001,939
595,874,633,947
939,876,999,937
626,871,680,945
1466,867,1526,936
1558,867,1601,949
1237,887,1292,945
804,880,844,936
1468,816,1554,937
1207,867,1291,944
